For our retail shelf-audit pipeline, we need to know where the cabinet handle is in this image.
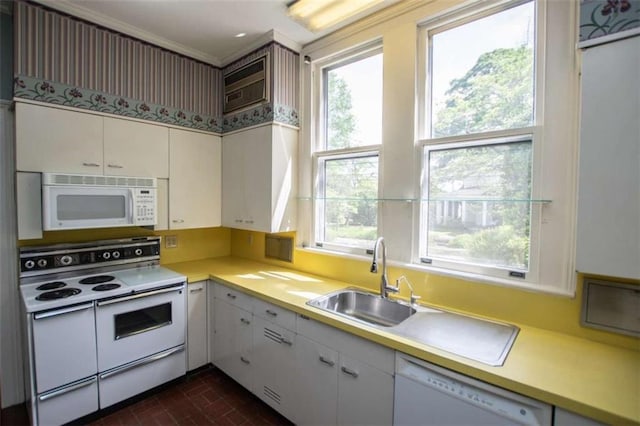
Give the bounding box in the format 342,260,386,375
245,220,254,224
341,366,359,378
280,337,293,346
107,163,124,169
189,287,203,293
319,356,335,367
266,309,278,317
82,162,100,167
172,219,185,223
240,356,250,364
226,293,237,299
240,317,251,325
235,219,243,223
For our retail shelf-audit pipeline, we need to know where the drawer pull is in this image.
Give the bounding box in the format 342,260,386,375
341,366,359,378
189,287,203,293
172,219,185,223
82,162,100,167
226,293,237,299
107,163,124,169
266,309,278,317
240,318,251,325
280,338,293,346
240,356,250,364
319,356,335,367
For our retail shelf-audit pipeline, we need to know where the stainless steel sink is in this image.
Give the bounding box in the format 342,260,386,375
306,288,416,327
307,288,519,366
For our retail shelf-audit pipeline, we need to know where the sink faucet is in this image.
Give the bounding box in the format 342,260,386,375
370,237,398,299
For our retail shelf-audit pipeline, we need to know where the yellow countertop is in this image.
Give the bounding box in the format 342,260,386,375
167,257,640,425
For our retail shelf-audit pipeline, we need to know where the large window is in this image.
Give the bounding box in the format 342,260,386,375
419,1,540,281
314,46,382,253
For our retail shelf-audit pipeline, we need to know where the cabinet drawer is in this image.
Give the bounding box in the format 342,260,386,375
214,282,253,310
253,298,296,331
297,315,394,374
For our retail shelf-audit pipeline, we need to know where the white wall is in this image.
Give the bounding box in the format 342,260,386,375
0,101,24,407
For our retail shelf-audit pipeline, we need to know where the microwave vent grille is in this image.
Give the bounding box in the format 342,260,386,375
44,173,156,188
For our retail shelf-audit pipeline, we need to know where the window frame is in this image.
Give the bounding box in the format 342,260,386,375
415,0,545,286
311,43,383,256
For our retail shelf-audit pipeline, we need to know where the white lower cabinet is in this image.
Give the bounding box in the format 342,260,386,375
252,316,297,419
295,334,339,425
213,289,253,392
187,281,208,371
553,407,606,426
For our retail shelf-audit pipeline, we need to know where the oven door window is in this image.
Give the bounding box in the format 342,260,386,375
114,303,172,340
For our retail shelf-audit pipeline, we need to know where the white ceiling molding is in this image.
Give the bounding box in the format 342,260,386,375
221,29,302,65
32,0,221,66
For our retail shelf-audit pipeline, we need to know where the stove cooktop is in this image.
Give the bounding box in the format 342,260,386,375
21,265,186,313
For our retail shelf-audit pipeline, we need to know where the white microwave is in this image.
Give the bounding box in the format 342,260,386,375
42,173,157,230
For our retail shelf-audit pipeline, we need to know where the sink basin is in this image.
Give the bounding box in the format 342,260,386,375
307,289,416,327
307,288,519,366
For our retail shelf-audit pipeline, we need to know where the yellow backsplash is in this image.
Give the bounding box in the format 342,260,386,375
19,227,231,264
230,229,639,352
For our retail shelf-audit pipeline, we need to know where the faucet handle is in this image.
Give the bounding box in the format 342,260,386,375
410,294,421,306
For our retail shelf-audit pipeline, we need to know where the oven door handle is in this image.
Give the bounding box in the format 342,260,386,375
33,302,94,320
99,345,185,380
96,284,184,307
38,376,97,402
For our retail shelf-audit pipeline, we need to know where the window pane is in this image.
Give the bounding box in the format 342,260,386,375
424,141,532,270
320,155,378,248
430,2,535,138
326,53,382,149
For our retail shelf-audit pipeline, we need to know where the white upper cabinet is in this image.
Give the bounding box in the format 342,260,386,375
169,128,221,229
15,102,169,178
221,124,297,233
103,117,169,178
576,36,640,280
16,103,103,174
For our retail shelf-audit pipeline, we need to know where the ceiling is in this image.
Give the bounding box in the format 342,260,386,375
34,0,401,66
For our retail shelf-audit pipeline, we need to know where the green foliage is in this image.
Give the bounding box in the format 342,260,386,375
327,72,356,149
465,225,529,268
433,46,534,138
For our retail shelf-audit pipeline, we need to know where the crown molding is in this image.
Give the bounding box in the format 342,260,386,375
220,30,302,65
32,0,221,66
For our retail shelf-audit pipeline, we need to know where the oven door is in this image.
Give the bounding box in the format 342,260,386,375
95,283,186,372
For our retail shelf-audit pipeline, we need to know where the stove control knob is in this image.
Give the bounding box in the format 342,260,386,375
134,248,143,256
37,259,48,268
60,255,73,266
102,251,111,260
112,251,121,259
24,260,35,269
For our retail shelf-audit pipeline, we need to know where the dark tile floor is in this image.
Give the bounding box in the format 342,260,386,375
1,367,293,426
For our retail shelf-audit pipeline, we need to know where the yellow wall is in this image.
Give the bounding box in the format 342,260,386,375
19,226,231,264
230,229,639,352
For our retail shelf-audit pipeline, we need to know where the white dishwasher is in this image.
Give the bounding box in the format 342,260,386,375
394,354,552,426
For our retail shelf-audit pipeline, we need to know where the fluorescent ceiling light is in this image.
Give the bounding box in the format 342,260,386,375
288,0,384,32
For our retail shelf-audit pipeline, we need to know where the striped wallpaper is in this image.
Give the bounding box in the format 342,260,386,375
13,1,299,132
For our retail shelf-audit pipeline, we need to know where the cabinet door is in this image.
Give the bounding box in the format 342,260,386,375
241,126,272,232
169,129,221,229
15,103,103,173
221,134,247,227
337,355,394,426
252,317,296,419
187,282,208,371
103,117,168,177
294,334,338,426
213,299,253,391
576,36,640,279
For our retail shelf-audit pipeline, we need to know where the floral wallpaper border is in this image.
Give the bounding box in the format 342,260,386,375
222,103,299,133
14,75,223,132
14,75,300,134
580,0,640,42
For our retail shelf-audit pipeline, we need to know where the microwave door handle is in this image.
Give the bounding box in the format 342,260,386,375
129,188,135,223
